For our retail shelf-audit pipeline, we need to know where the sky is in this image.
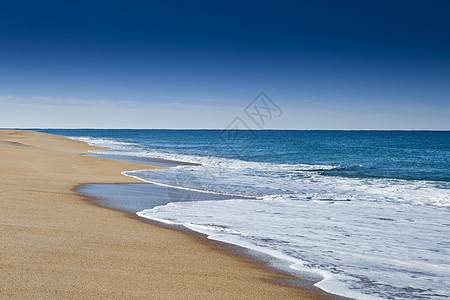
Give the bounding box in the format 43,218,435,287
0,0,449,129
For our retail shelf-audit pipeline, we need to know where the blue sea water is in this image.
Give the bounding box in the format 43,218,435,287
35,129,450,299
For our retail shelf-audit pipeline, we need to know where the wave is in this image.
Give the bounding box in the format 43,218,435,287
70,135,340,169
71,135,450,207
137,205,380,300
125,166,450,207
137,196,450,299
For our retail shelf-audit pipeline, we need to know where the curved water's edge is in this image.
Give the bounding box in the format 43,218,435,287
135,205,379,300
60,131,449,300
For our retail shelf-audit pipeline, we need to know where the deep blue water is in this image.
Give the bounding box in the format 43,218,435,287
33,129,449,182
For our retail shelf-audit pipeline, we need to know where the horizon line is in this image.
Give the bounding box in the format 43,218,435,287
2,128,449,132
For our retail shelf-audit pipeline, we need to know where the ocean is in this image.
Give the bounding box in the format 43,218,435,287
35,129,449,299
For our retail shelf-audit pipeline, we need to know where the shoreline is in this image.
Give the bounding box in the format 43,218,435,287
0,130,339,299
75,183,323,291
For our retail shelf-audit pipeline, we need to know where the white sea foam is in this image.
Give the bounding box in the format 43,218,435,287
70,136,340,171
73,136,137,149
138,197,450,299
124,165,450,207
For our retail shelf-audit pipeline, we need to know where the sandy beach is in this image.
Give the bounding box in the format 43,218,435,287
0,130,335,299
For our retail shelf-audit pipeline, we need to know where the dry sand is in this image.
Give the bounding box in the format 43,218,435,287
0,130,337,299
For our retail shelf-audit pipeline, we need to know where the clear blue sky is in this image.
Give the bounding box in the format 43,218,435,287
0,0,449,129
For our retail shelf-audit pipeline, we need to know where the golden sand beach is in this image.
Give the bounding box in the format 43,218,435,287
0,130,337,299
